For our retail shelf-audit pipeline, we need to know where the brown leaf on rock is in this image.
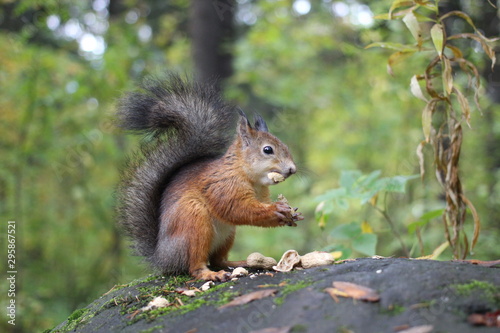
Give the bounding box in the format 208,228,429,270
396,325,434,333
175,287,200,297
468,310,500,327
325,281,380,302
249,326,292,333
453,259,500,267
219,289,278,310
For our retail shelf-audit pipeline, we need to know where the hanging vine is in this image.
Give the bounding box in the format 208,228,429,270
367,0,498,259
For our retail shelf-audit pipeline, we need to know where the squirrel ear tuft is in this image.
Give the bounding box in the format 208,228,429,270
237,109,253,146
253,114,269,132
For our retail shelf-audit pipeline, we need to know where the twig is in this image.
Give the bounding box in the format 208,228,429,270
374,194,409,257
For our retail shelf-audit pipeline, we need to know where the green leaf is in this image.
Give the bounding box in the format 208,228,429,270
331,222,361,241
358,170,382,188
408,209,444,234
419,208,445,221
315,187,347,202
336,198,350,211
315,200,335,218
340,170,363,191
352,233,377,256
402,11,423,46
430,23,445,57
408,219,430,234
375,175,419,193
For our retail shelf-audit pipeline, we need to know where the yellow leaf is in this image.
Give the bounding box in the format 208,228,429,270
453,87,471,128
445,44,463,60
422,99,437,142
387,51,414,76
318,214,326,229
416,140,426,180
416,241,449,260
442,56,453,96
330,251,343,260
361,221,374,234
389,0,414,19
461,194,481,251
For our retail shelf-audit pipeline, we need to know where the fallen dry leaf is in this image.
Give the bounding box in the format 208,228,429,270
200,281,214,291
397,325,434,333
219,289,278,309
325,281,380,302
336,258,358,264
468,310,500,327
393,324,410,331
453,259,500,267
175,288,199,297
140,296,171,311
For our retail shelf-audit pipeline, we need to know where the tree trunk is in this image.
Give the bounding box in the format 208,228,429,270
189,0,235,88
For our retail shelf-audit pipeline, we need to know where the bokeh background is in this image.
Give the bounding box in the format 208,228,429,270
1,0,499,331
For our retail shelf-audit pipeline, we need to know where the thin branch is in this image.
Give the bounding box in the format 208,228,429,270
373,194,409,257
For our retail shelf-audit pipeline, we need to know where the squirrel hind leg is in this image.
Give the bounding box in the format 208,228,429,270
191,266,231,282
209,231,248,269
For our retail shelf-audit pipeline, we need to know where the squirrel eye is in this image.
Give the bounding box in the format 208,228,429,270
263,146,274,155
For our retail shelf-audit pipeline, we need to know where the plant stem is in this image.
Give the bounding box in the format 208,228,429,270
373,198,409,257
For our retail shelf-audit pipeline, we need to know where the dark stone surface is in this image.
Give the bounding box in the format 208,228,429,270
49,258,500,333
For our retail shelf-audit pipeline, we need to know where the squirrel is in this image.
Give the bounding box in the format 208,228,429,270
116,74,303,281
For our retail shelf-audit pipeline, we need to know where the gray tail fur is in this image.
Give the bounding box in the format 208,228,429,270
115,74,236,267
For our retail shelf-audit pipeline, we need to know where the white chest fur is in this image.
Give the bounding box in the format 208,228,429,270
210,219,235,253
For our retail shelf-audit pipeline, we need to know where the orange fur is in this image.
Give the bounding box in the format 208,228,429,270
156,121,300,281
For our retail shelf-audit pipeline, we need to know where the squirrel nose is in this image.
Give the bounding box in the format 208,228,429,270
288,165,297,176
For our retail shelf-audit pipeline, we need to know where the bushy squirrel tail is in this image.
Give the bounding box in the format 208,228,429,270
116,74,236,266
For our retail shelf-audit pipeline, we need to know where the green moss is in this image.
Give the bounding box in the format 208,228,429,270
290,324,308,332
274,279,313,306
67,308,87,321
126,280,237,323
380,304,405,316
452,279,500,306
57,307,94,331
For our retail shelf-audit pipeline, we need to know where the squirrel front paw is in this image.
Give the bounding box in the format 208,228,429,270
274,201,304,227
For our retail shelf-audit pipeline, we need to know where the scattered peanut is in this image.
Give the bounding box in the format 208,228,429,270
246,252,278,270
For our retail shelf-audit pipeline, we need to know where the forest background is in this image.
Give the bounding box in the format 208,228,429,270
1,0,499,331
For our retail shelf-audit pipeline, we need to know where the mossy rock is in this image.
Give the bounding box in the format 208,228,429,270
48,258,500,333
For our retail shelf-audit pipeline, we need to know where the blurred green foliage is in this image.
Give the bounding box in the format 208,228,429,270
0,0,499,331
